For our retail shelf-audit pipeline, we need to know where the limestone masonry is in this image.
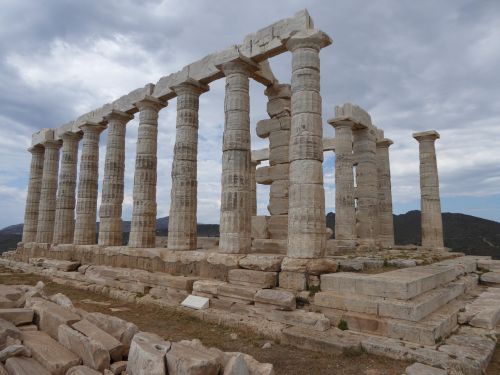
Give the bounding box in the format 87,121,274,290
5,9,499,375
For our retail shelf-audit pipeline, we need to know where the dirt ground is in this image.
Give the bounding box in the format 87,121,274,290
1,267,498,375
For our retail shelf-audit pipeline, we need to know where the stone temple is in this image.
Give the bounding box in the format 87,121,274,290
1,10,499,375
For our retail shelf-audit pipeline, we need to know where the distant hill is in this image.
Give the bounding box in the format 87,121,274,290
1,211,498,258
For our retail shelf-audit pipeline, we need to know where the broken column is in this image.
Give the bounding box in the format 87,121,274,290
353,123,378,247
218,58,257,254
128,97,165,248
286,30,332,258
327,110,356,249
36,136,62,244
168,79,208,251
413,130,444,248
74,122,106,245
376,130,395,247
22,145,45,243
53,132,81,244
98,110,133,246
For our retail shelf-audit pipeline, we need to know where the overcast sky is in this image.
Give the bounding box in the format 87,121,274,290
0,0,499,229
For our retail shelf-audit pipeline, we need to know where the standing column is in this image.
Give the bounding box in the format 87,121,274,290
376,137,395,247
353,125,378,245
129,97,165,248
413,130,444,248
168,80,208,250
22,145,45,242
98,110,133,246
74,123,106,245
36,139,62,243
250,160,259,216
53,132,81,244
218,58,257,254
328,119,356,247
286,29,332,258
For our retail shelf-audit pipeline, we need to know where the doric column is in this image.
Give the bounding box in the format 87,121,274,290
353,125,378,244
22,145,45,242
53,132,81,244
413,130,444,248
218,58,257,254
376,137,395,247
328,120,356,246
168,79,208,251
98,110,133,246
74,122,106,245
286,29,332,258
36,139,62,243
128,97,166,248
250,160,259,216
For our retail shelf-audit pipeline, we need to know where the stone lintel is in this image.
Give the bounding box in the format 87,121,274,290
111,83,155,114
413,130,440,142
252,148,270,162
31,128,54,147
334,103,372,128
376,138,393,148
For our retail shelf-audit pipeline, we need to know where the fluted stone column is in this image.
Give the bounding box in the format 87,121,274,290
22,145,45,243
36,140,62,243
53,132,81,244
168,80,208,251
329,120,356,247
218,58,257,254
286,29,332,258
353,126,378,244
129,97,165,248
74,123,106,245
413,130,444,248
98,110,133,246
250,160,259,216
376,137,395,247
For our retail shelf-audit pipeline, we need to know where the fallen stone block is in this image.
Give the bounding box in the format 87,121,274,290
21,330,80,375
480,272,500,286
0,344,30,362
0,309,33,326
58,324,110,372
66,365,102,375
85,312,138,356
0,285,24,309
0,318,21,350
254,289,295,310
181,295,209,310
405,362,448,375
5,356,51,375
31,300,80,339
223,353,249,375
166,342,220,375
49,293,74,308
126,332,170,375
228,269,277,288
72,319,123,362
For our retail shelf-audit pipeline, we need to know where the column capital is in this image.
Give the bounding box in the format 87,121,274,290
171,78,209,96
61,131,83,142
286,29,332,52
28,144,45,154
327,118,355,129
216,56,259,76
104,109,134,124
413,130,440,142
79,121,107,134
376,138,394,148
41,139,62,149
134,95,167,112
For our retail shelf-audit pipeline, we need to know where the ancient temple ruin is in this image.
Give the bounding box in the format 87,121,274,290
3,10,499,375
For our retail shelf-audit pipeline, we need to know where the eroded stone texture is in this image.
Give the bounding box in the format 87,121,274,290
36,139,62,244
286,29,331,258
218,58,257,254
128,97,166,248
74,123,106,245
250,160,259,216
413,131,444,248
53,132,81,244
99,110,134,246
168,79,208,251
22,145,45,243
376,134,395,247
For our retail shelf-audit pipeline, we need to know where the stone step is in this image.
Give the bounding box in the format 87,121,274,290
459,286,500,329
320,264,459,300
281,326,361,354
315,275,476,322
477,259,500,272
480,272,500,287
319,301,461,346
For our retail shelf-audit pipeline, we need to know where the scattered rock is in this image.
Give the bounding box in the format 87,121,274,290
262,342,272,349
223,353,250,375
0,344,30,362
229,333,238,340
5,356,51,375
126,331,171,375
